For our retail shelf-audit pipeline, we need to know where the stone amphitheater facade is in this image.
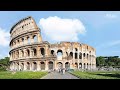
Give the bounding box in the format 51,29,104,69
9,16,96,71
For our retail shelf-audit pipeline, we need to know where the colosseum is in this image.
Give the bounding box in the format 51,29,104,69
9,16,96,71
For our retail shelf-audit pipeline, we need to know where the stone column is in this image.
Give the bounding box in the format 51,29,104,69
30,49,33,58
45,45,48,57
30,62,32,71
45,61,48,70
24,49,27,58
37,33,42,42
30,35,34,44
24,62,27,71
37,61,40,71
24,36,28,45
37,47,40,57
54,61,56,70
63,62,65,68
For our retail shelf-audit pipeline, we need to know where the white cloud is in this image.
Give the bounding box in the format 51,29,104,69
39,16,86,42
0,28,10,47
105,14,117,19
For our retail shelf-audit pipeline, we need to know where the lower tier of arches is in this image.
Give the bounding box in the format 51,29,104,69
10,60,96,71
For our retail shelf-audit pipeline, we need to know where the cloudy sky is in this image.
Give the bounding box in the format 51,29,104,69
0,11,120,59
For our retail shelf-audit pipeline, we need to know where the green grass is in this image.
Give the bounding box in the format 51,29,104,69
0,71,48,79
70,71,120,79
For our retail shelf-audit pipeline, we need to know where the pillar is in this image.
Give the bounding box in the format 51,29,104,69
45,45,48,57
45,61,48,70
24,62,27,70
30,35,34,44
37,61,40,71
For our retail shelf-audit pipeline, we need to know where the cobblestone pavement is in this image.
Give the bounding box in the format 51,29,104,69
41,71,79,79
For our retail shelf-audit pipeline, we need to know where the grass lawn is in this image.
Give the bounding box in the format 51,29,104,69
0,71,48,79
70,70,120,79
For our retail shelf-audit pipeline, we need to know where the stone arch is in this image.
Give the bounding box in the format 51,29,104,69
27,36,30,44
27,62,30,70
87,54,89,59
68,52,73,60
40,62,45,70
57,49,63,60
22,38,24,44
75,53,78,59
83,53,85,58
51,50,55,56
79,52,82,59
65,62,70,70
87,63,89,70
26,49,30,57
33,62,37,70
84,63,86,69
75,63,78,69
48,61,53,70
57,62,63,69
33,48,37,56
79,63,82,69
75,48,78,51
33,35,37,43
40,48,45,57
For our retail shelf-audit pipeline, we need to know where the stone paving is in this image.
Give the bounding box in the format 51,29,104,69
41,71,79,79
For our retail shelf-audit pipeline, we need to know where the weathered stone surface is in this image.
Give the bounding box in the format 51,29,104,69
9,16,96,71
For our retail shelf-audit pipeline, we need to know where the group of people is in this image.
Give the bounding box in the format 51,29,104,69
58,68,66,74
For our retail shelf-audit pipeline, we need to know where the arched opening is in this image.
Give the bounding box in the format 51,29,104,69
33,62,37,70
79,63,82,69
27,62,30,70
27,36,30,44
84,63,86,69
33,48,37,56
87,54,89,59
75,48,78,51
65,62,70,70
57,50,63,60
21,63,24,71
68,52,73,60
33,35,37,43
83,53,85,58
27,49,30,57
51,50,54,56
40,48,45,57
48,61,53,70
22,38,24,45
75,53,78,59
41,62,45,70
79,52,82,59
87,63,89,70
57,62,63,69
75,63,78,69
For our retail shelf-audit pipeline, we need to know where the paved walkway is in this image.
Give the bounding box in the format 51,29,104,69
41,71,79,79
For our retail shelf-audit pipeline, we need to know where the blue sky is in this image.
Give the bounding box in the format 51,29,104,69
0,11,120,59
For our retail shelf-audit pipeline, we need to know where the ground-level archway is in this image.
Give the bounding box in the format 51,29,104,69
27,62,30,70
41,62,45,70
65,62,70,70
57,62,63,69
48,61,53,70
33,62,37,70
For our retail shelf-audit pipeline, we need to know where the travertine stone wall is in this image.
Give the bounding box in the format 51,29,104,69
9,16,96,71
